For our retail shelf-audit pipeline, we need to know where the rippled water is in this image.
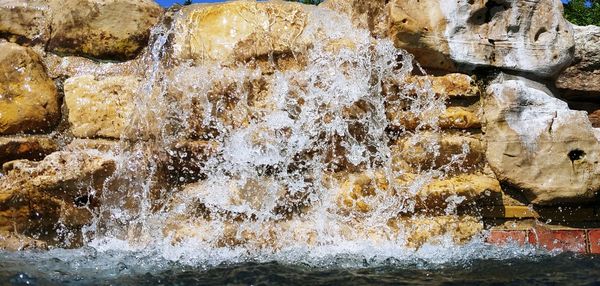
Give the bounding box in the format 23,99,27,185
2,242,599,285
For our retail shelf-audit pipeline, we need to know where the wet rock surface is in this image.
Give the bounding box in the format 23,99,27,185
0,0,162,60
0,136,58,165
0,42,60,135
0,0,598,252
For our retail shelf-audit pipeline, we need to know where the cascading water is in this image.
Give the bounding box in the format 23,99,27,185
80,3,482,260
5,2,596,285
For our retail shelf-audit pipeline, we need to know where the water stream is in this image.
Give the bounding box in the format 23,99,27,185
2,3,585,285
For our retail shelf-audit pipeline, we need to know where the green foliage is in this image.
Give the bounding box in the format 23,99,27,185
563,0,600,26
286,0,324,5
183,0,192,5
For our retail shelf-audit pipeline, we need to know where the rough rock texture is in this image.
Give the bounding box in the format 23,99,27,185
0,231,48,251
0,150,115,244
64,75,140,139
556,25,600,95
334,171,501,214
484,73,600,205
404,74,480,98
392,132,485,173
387,0,575,77
47,0,162,60
320,0,388,38
0,0,50,46
163,214,482,250
1,150,116,202
0,0,162,60
172,1,309,66
0,42,60,134
0,136,58,165
42,53,141,79
388,106,482,130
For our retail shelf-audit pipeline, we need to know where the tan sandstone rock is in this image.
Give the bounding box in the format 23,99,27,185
163,214,482,250
334,171,501,214
1,0,162,60
1,150,116,202
64,75,140,139
0,231,48,251
320,0,388,38
556,25,600,95
387,0,574,77
172,1,309,66
47,0,162,60
0,42,59,135
389,215,483,248
392,132,486,173
0,136,58,165
0,150,114,245
484,73,600,205
388,106,481,131
0,0,50,46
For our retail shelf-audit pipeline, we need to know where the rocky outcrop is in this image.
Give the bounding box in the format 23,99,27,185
0,42,60,134
556,25,600,95
0,231,48,251
0,0,162,60
64,75,140,139
387,0,574,77
484,73,600,205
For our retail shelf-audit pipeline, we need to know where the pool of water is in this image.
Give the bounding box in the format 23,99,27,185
2,241,599,285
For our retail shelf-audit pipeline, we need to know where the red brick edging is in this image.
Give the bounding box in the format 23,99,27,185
487,226,600,254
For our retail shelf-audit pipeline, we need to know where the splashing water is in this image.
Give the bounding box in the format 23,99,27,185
75,2,485,259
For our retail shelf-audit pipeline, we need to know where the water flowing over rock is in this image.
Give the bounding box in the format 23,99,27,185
320,0,388,38
387,0,574,77
2,0,599,257
0,150,116,246
484,73,600,205
0,42,59,134
0,0,162,60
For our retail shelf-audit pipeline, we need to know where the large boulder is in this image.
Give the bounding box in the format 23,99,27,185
0,0,51,46
484,73,600,205
47,0,162,60
0,150,115,245
171,1,309,66
387,0,574,77
0,42,60,134
556,25,600,95
64,75,140,139
0,0,162,60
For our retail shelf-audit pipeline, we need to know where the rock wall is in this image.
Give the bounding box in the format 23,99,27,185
0,0,599,251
